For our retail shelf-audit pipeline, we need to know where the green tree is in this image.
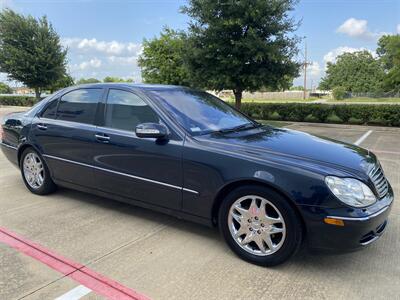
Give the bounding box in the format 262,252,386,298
182,0,300,109
319,51,385,93
0,82,12,94
138,27,191,86
103,76,133,83
0,9,67,100
377,34,400,93
76,78,101,84
290,85,304,91
47,73,74,93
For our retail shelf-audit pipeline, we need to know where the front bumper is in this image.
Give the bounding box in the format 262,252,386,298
301,188,394,252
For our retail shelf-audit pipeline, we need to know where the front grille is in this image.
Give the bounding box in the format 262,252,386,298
368,163,389,198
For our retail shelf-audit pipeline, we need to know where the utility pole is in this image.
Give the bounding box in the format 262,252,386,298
303,40,309,100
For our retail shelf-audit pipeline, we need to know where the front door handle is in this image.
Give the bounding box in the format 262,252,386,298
95,133,110,142
37,123,47,130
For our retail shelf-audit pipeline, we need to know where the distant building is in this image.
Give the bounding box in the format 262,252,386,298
13,86,34,95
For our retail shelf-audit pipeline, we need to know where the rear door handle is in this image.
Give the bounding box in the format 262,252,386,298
37,123,47,130
95,133,110,142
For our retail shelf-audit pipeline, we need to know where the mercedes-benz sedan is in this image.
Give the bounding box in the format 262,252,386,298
1,84,394,266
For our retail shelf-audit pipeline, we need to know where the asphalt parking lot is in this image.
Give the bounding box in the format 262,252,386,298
0,107,399,300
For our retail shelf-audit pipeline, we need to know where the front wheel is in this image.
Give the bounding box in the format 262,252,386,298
218,186,303,266
20,148,56,195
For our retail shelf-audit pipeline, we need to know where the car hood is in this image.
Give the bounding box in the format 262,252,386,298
196,126,375,175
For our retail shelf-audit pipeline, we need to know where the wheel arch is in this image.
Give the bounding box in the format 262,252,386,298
17,143,41,167
211,179,306,235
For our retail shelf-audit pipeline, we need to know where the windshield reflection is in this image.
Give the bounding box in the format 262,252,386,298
149,89,254,135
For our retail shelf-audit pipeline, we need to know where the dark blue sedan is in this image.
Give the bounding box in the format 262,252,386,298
0,84,394,266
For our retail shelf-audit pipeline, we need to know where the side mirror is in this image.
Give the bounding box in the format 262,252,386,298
135,123,168,139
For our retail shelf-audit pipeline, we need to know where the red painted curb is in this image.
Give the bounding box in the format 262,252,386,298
0,227,151,300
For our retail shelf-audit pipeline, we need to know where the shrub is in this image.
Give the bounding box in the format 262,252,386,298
332,86,347,100
348,117,364,125
237,103,400,127
268,111,282,120
368,118,389,126
326,113,344,124
304,114,319,122
0,95,37,106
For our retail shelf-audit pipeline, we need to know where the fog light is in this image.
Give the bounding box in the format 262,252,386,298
324,218,345,226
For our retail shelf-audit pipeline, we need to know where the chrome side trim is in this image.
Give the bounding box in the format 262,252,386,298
43,154,199,194
327,206,389,221
0,142,17,150
183,188,199,195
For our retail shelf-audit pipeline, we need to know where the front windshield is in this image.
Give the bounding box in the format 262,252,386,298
149,89,255,135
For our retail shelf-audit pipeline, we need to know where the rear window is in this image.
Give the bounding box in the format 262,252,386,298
56,89,103,124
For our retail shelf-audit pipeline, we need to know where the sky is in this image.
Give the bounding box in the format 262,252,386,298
0,0,399,89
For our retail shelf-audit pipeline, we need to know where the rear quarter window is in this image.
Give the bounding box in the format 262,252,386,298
41,99,59,119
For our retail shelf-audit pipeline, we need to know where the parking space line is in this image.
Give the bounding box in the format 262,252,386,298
370,149,400,155
0,227,150,300
55,285,92,300
354,130,373,146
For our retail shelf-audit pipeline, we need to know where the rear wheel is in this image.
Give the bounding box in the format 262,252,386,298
218,185,302,266
20,148,56,195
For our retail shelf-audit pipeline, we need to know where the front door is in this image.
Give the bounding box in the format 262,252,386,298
92,88,183,210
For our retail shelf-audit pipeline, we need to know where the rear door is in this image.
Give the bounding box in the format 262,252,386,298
92,88,184,210
30,88,104,188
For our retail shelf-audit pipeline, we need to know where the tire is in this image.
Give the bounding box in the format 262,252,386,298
218,185,303,267
20,147,57,195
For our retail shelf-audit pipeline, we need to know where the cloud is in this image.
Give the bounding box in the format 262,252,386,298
323,46,375,65
336,18,384,40
108,56,138,65
77,58,102,70
63,38,142,56
0,0,14,10
397,24,400,34
308,62,321,77
63,37,143,82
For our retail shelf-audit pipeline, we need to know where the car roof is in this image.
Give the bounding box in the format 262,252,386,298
72,83,187,91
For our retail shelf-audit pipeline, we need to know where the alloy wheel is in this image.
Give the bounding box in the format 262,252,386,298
23,152,45,189
228,195,286,256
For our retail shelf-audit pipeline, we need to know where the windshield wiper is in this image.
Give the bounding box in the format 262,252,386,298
218,122,259,134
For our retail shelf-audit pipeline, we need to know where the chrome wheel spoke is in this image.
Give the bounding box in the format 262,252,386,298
254,236,267,254
262,234,275,251
249,197,259,213
269,226,284,234
231,211,243,224
240,232,254,245
233,204,250,218
234,225,247,238
265,216,282,224
37,173,44,186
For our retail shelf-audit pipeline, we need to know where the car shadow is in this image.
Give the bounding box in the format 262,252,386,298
54,186,386,271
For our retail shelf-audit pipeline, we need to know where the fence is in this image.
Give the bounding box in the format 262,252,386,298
214,90,310,100
347,92,400,98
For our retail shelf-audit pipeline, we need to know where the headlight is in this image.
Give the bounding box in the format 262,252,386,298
325,176,376,207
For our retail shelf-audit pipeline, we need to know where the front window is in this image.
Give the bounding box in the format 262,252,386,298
105,89,160,132
149,89,255,135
